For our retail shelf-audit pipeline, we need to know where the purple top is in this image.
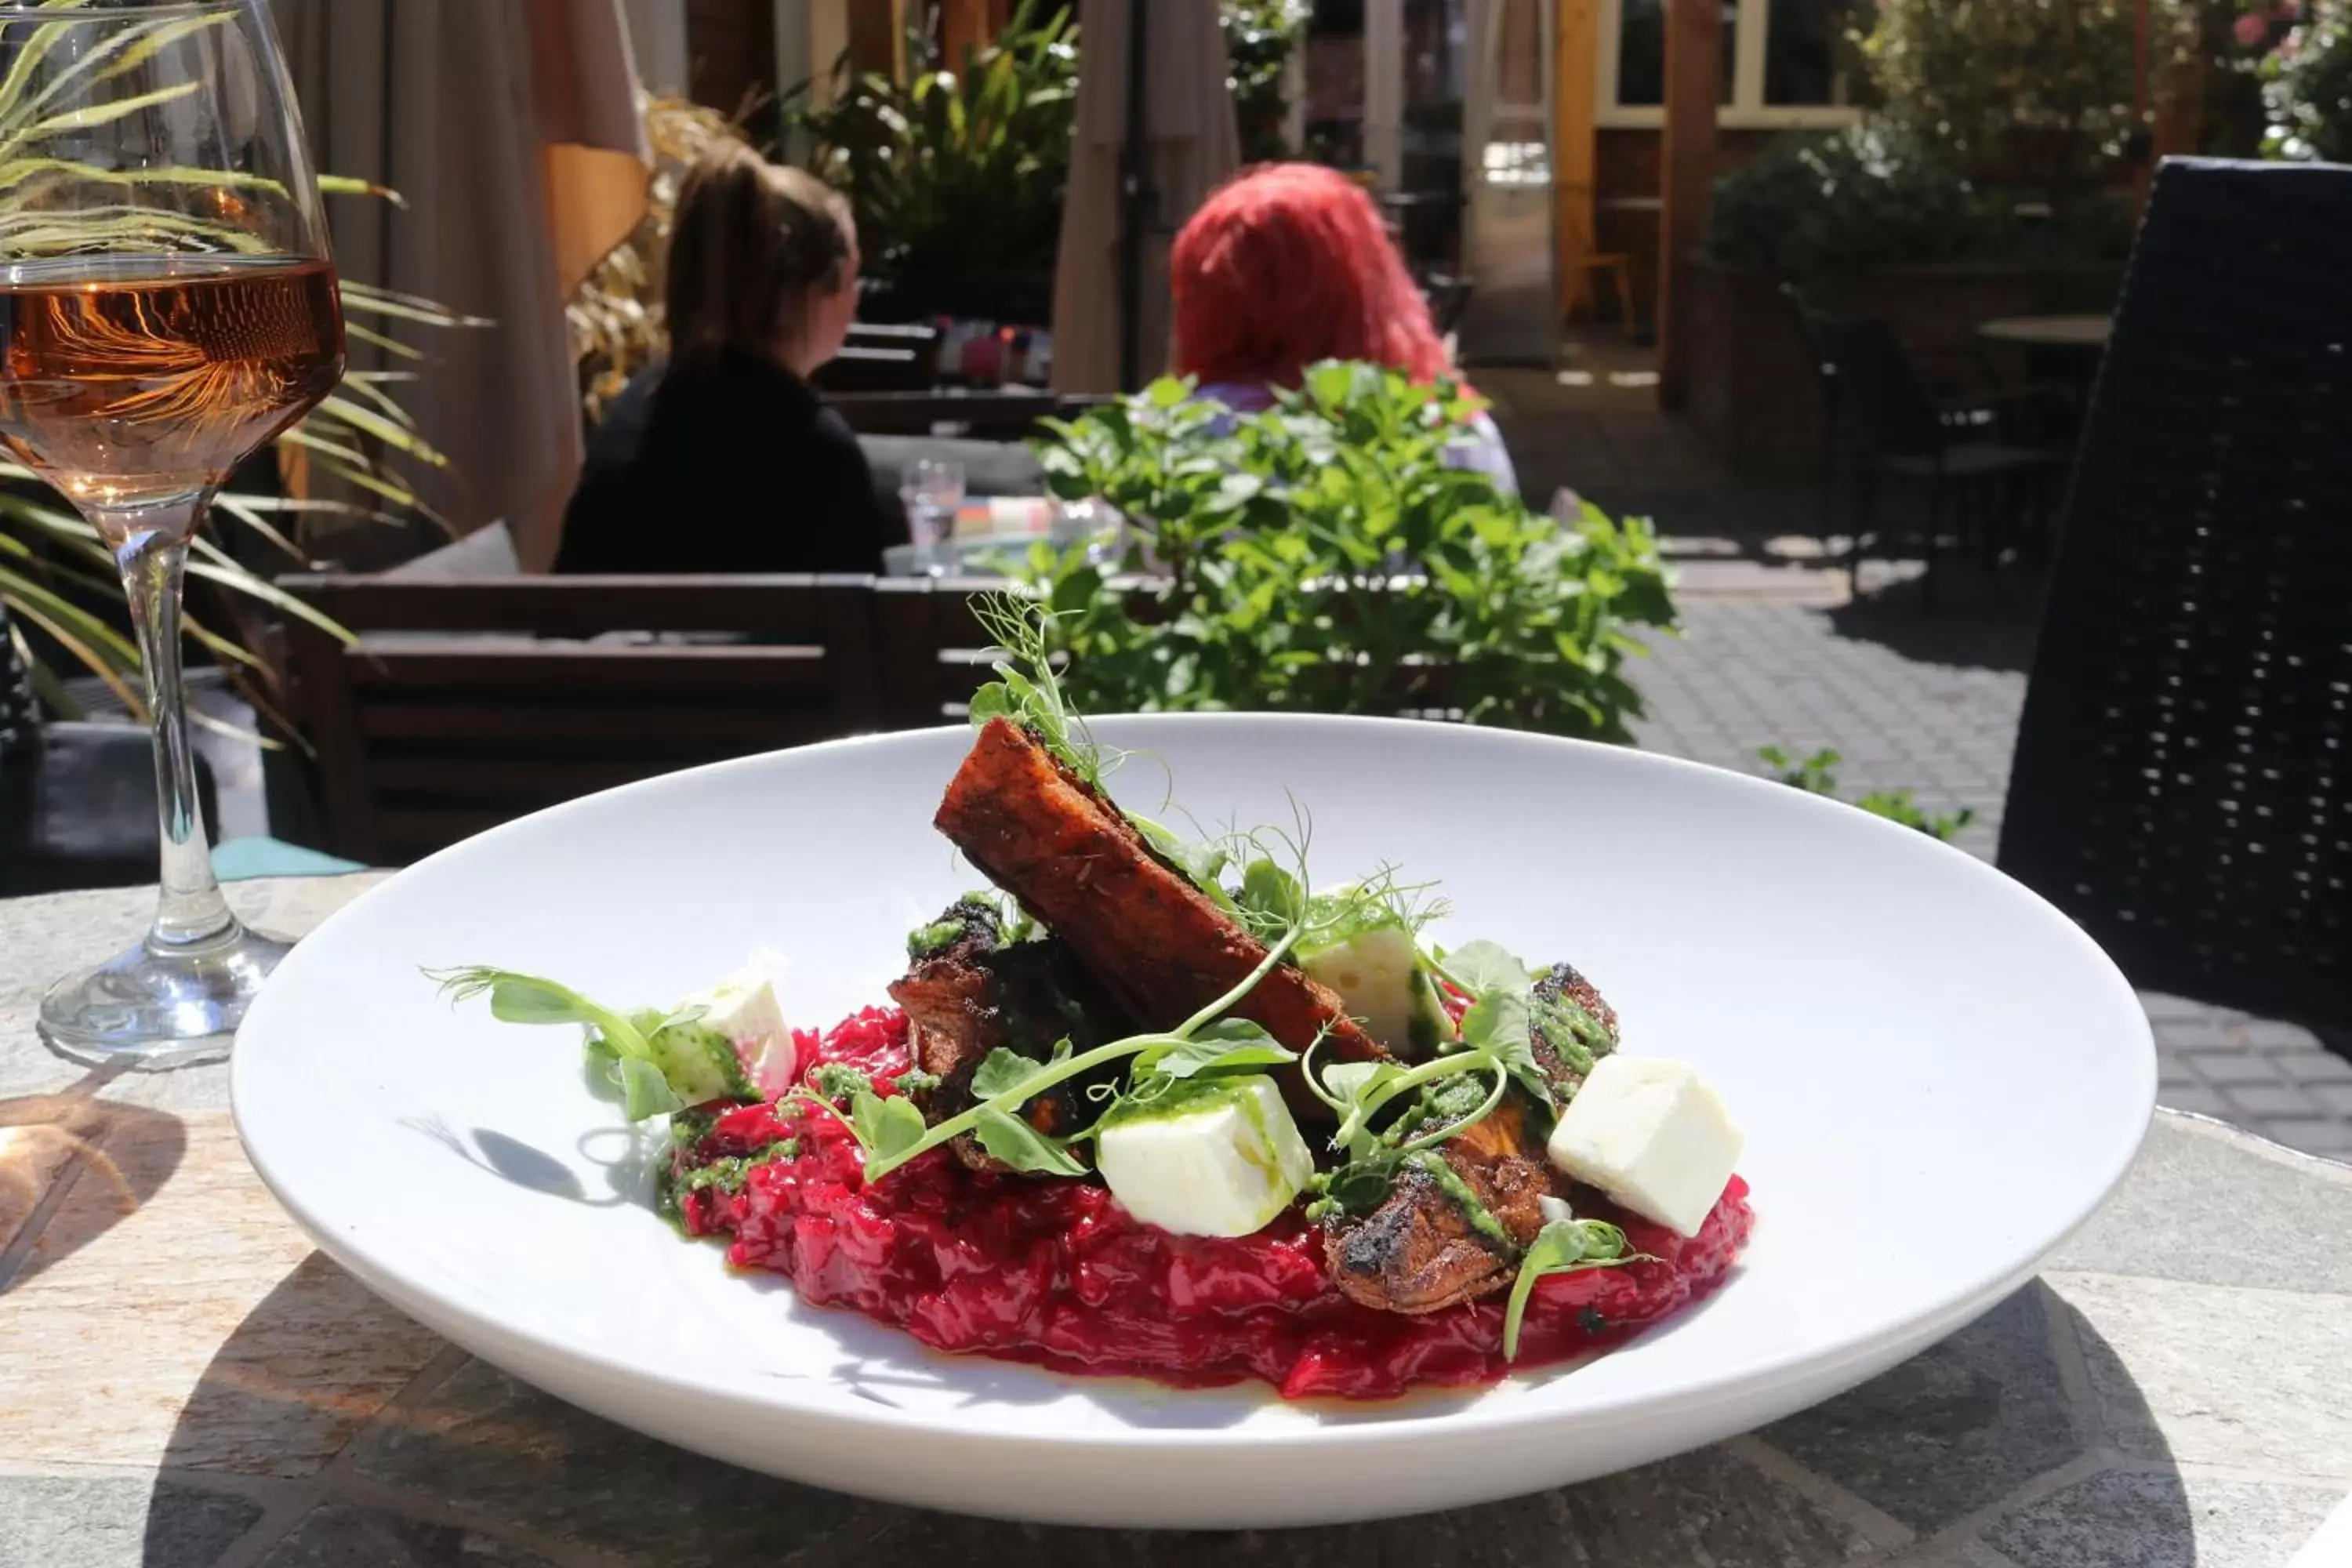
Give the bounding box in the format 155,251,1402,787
1194,381,1521,497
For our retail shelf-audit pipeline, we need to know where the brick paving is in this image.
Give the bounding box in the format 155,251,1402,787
1636,593,2352,1160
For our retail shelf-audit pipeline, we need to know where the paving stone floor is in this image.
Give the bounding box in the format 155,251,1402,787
1636,593,2352,1160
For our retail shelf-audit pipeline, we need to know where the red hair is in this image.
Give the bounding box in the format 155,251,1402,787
1171,163,1452,390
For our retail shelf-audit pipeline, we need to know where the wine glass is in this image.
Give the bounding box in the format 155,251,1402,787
0,2,346,1065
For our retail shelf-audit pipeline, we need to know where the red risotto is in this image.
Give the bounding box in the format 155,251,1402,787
667,1007,1755,1403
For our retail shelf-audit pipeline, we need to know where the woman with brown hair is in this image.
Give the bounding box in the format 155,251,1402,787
554,143,900,573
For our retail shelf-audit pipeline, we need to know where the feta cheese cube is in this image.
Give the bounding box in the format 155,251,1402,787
694,962,789,1049
664,959,796,1102
1299,920,1452,1058
1095,1076,1315,1238
1544,1056,1743,1236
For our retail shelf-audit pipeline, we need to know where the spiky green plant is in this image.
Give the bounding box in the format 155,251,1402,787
787,0,1077,292
0,3,476,742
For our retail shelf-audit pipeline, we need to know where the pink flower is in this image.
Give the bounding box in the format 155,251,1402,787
2235,11,2271,45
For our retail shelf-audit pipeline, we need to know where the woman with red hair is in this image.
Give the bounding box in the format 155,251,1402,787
1169,163,1517,492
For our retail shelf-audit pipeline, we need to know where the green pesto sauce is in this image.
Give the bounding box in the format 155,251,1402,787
658,1138,797,1231
1409,1149,1515,1254
1229,1080,1280,1181
906,920,965,959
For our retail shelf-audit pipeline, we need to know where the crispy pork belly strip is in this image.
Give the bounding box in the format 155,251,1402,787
932,718,1386,1114
1321,1096,1560,1314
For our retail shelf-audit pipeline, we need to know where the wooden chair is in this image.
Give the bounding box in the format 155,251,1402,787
278,575,886,865
868,576,1000,730
1577,252,1639,336
826,391,1104,440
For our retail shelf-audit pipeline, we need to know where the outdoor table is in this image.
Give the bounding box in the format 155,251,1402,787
1976,315,2113,444
4,875,2347,1567
1976,314,2114,349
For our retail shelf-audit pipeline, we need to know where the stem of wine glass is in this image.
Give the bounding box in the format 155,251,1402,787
105,499,236,953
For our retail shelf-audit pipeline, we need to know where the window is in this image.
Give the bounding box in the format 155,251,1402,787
1610,2,1736,109
1598,0,1864,129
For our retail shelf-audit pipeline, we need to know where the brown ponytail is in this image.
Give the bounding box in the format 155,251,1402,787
664,141,852,373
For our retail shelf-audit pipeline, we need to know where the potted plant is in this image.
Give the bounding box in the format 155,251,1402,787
1017,363,1677,739
789,1,1078,328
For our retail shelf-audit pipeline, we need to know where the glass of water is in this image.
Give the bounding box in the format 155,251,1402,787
900,458,965,575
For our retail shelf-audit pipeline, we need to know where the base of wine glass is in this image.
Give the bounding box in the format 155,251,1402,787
38,920,292,1069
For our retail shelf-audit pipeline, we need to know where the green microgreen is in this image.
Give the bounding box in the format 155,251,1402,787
967,591,1117,789
1501,1211,1653,1361
820,929,1306,1184
429,966,684,1121
1299,935,1570,1222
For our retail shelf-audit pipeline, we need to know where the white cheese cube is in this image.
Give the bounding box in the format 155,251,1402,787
1544,1056,1743,1236
1300,920,1451,1058
693,963,790,1048
670,960,797,1102
1095,1076,1315,1238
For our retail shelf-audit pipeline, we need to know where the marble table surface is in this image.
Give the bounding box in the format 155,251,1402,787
3,877,2348,1568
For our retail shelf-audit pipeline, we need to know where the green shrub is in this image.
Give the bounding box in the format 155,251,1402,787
1706,123,1976,280
1019,364,1678,740
1861,0,2194,197
2265,5,2352,162
1707,118,2145,281
1756,747,1977,842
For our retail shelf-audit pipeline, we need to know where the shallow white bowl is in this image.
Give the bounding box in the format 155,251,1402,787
232,716,2154,1528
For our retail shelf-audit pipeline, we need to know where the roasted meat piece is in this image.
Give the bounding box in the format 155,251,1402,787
1325,962,1621,1311
931,717,1386,1116
1528,960,1621,1102
887,896,1132,1169
1320,1094,1563,1314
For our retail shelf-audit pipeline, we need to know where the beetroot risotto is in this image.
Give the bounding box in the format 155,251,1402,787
437,598,1755,1402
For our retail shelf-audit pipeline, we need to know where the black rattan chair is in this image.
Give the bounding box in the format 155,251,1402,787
1997,158,2352,1033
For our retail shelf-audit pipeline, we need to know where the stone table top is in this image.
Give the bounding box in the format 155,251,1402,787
2,877,2347,1568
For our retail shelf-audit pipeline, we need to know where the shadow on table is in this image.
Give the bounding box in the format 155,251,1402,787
140,1267,2209,1566
0,1072,183,1296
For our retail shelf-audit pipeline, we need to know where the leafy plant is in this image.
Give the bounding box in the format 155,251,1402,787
2263,2,2352,161
569,94,745,422
1018,363,1676,739
1224,0,1310,162
788,0,1077,296
1756,746,1977,843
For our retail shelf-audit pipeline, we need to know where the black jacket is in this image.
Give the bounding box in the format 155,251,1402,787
554,353,902,574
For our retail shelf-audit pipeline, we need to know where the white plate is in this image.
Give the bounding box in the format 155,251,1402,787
232,716,2154,1528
